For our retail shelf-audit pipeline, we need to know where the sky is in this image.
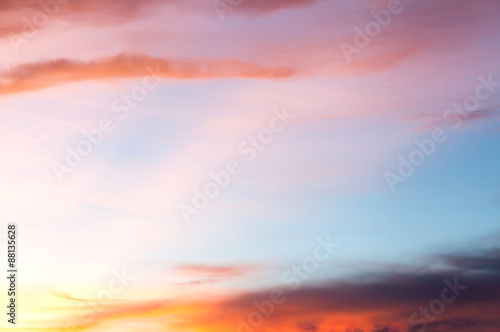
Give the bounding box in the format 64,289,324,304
0,0,500,331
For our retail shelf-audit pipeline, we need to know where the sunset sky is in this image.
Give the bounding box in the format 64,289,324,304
1,0,500,331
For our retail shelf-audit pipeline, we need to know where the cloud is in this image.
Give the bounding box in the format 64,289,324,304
409,108,500,131
171,263,264,287
0,0,322,38
35,247,500,332
235,0,320,15
174,263,261,278
0,0,159,38
0,53,295,95
438,249,500,272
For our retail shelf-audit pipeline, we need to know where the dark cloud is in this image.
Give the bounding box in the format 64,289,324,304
34,247,500,332
439,249,500,272
409,108,500,130
199,248,500,332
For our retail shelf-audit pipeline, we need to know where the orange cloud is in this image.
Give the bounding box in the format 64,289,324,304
235,0,320,15
174,263,261,278
0,53,295,95
171,263,264,287
23,249,500,332
0,0,323,39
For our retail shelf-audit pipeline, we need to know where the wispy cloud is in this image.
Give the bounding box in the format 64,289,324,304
0,53,295,95
30,248,500,332
174,263,262,278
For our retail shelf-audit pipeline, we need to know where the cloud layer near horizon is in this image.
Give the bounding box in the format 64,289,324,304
40,248,500,332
